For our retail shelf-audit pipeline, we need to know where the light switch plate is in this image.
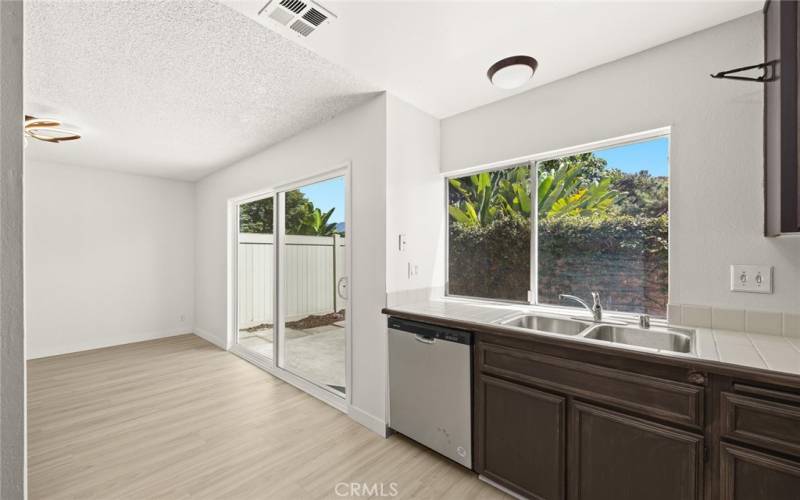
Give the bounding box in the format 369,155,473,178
730,265,773,294
407,262,418,279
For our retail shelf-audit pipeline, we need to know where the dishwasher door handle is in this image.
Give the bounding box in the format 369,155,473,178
414,334,436,344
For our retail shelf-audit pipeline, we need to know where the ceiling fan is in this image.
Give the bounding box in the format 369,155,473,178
24,115,81,145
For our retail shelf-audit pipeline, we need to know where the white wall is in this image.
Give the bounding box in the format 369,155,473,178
194,94,388,430
386,95,444,294
441,13,800,313
25,161,195,359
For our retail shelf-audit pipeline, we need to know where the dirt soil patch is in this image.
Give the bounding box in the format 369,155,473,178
240,310,345,332
241,323,272,333
287,311,345,330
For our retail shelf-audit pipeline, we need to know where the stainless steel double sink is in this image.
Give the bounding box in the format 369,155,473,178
498,313,695,354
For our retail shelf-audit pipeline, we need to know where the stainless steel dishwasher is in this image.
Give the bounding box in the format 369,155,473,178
388,317,472,469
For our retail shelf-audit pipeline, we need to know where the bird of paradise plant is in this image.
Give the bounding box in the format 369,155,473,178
448,155,621,227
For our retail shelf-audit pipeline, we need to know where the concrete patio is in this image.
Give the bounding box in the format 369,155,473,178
239,323,346,395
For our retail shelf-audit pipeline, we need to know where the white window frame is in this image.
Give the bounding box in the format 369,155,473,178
444,127,671,318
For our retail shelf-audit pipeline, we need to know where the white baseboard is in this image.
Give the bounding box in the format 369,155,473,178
348,405,388,437
27,327,192,360
193,328,228,350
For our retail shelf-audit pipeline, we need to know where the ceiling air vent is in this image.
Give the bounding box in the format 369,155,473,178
290,19,314,37
259,0,336,38
279,0,305,14
302,8,327,26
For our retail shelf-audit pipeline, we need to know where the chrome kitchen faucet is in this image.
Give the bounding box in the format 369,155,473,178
559,292,603,322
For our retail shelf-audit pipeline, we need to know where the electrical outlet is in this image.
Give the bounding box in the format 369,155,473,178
730,265,773,294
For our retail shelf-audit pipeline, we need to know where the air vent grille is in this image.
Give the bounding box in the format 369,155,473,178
268,7,294,25
279,0,306,14
302,8,327,26
290,19,314,37
260,0,336,38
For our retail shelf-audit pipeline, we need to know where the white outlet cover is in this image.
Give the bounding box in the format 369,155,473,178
730,265,773,294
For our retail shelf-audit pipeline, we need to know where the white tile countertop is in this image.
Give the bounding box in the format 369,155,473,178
384,298,800,378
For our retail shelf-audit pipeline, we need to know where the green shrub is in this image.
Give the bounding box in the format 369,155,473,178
537,214,667,255
448,214,668,315
448,215,531,302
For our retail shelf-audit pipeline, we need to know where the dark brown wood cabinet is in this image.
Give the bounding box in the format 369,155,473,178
720,390,800,456
474,335,706,500
477,375,565,500
479,342,704,429
568,401,703,500
715,383,800,500
764,0,800,235
472,332,800,500
720,444,800,500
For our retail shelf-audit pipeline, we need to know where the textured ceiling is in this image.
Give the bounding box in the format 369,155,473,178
228,0,763,118
24,0,379,180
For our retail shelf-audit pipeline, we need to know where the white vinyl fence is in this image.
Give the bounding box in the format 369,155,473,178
238,233,346,326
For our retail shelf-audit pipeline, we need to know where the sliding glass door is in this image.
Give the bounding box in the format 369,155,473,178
234,173,347,398
278,176,346,396
237,195,275,360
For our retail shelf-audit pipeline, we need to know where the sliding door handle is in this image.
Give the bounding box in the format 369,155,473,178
337,277,348,300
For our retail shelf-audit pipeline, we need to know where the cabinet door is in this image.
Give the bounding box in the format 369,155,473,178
568,401,703,500
477,375,565,500
764,0,800,235
721,443,800,500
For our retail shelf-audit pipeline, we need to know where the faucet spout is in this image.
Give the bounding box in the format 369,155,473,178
559,292,603,322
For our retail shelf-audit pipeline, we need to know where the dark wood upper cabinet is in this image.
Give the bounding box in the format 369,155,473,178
764,0,800,235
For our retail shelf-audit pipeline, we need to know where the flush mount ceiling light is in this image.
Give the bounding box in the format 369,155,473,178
487,55,538,89
24,115,81,145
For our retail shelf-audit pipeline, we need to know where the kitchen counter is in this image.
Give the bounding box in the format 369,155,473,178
383,298,800,385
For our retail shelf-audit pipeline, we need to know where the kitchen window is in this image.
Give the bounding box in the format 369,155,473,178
446,133,669,317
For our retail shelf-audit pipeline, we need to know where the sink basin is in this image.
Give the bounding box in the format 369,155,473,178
499,315,591,336
582,325,694,353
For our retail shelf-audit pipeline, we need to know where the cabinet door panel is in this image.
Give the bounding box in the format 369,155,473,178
720,443,800,500
477,375,565,500
479,342,703,428
568,401,703,500
721,391,800,457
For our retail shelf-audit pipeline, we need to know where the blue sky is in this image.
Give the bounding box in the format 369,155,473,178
299,176,346,224
594,137,669,177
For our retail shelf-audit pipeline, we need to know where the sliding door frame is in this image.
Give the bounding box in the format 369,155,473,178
227,162,352,413
230,190,278,364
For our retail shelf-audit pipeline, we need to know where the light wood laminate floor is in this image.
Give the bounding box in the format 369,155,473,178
28,334,506,499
